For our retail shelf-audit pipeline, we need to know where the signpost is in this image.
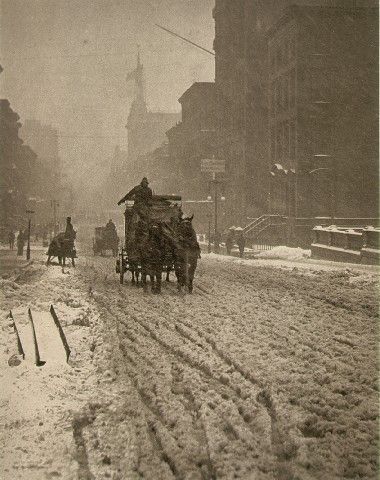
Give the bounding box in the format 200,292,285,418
201,158,225,253
201,158,225,174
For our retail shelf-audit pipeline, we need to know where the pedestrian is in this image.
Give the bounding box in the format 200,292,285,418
42,225,48,246
17,230,25,256
8,230,15,250
236,230,246,258
225,228,235,255
214,231,221,253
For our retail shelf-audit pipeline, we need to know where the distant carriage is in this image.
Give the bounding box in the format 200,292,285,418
93,226,119,257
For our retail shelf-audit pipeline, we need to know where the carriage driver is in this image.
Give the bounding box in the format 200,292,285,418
64,217,76,241
117,177,153,219
106,218,117,233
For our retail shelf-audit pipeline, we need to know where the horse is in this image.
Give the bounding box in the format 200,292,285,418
138,221,165,294
46,233,76,267
170,215,200,293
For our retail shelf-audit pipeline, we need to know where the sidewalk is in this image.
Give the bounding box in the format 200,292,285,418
201,243,380,275
0,245,46,277
200,242,256,259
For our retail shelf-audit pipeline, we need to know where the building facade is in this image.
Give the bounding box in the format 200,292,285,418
20,119,60,177
166,82,217,202
213,0,378,225
268,5,378,218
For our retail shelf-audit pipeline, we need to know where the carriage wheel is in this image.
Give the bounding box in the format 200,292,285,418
119,250,124,284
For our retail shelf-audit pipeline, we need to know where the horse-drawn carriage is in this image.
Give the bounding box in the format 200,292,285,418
46,232,77,267
93,226,118,256
116,195,200,293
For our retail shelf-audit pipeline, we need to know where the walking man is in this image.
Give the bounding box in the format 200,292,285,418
236,230,246,258
17,230,25,256
8,230,15,250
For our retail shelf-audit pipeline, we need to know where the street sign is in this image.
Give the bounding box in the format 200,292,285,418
201,158,225,173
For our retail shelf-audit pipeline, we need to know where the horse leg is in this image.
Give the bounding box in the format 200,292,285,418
141,264,148,292
184,250,190,290
72,256,75,267
166,264,171,282
150,274,155,293
155,270,162,294
187,256,197,293
174,258,184,292
131,268,136,284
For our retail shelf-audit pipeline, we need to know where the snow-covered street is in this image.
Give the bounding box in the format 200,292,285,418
1,246,378,480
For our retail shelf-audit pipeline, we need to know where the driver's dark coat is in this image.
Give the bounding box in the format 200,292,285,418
118,184,153,206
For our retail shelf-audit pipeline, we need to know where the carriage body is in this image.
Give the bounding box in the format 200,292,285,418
93,226,119,256
116,195,182,283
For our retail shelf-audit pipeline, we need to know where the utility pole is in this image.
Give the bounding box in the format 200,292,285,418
210,173,226,253
26,210,35,260
51,200,59,236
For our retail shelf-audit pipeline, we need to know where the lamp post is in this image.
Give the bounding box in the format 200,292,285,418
51,199,59,236
26,209,35,260
207,195,212,253
208,175,225,253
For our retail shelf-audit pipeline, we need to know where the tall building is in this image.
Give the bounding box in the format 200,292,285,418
126,52,180,185
213,0,378,224
268,5,378,218
166,82,217,201
20,119,60,177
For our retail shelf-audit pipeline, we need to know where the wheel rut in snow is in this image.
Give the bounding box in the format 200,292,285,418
94,292,278,479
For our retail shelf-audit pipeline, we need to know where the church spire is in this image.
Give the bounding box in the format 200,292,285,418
135,45,145,102
126,45,145,103
126,47,148,130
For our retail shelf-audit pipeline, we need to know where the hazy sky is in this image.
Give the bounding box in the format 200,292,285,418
0,0,215,186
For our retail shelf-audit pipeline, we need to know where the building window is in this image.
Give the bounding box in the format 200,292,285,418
289,121,296,166
289,69,296,108
276,123,284,162
289,37,296,60
270,49,276,73
283,77,289,110
276,47,282,69
276,80,281,111
270,82,275,115
271,127,276,161
283,121,289,163
283,39,288,64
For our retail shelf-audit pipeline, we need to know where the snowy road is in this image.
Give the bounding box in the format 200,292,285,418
1,248,378,479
